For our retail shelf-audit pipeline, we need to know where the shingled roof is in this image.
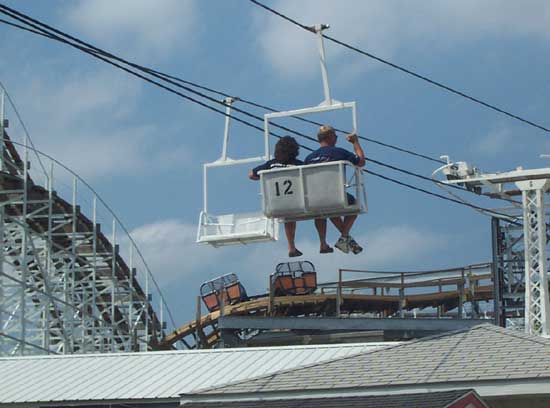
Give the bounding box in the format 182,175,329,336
190,324,550,396
183,389,486,408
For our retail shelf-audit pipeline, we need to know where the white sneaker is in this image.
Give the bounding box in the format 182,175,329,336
335,236,350,254
348,237,363,254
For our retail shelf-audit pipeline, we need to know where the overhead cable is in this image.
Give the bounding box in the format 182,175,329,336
0,7,466,194
0,4,517,221
0,3,444,165
249,0,550,134
365,169,520,224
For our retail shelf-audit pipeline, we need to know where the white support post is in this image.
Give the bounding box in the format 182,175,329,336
145,271,149,348
0,90,4,172
20,132,29,355
314,24,332,105
263,117,271,161
111,219,116,352
43,162,53,351
0,93,3,353
203,165,208,214
350,102,358,134
128,243,133,352
71,177,78,351
517,179,550,336
0,201,4,353
160,298,164,337
220,98,234,161
92,194,99,351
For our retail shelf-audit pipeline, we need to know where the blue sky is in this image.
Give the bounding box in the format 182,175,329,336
1,0,550,330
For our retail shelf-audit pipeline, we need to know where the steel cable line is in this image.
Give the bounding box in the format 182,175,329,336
249,0,550,134
151,70,445,164
0,10,473,200
166,71,446,164
0,5,316,144
0,6,517,222
0,7,466,193
0,7,288,135
0,5,468,199
364,169,520,224
0,3,444,166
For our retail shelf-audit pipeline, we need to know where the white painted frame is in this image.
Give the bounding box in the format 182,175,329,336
197,98,278,246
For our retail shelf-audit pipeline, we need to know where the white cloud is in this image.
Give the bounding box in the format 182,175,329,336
129,219,222,286
14,69,140,128
127,219,447,292
7,69,146,179
65,0,198,58
473,128,515,156
279,224,448,282
5,68,195,181
254,0,550,78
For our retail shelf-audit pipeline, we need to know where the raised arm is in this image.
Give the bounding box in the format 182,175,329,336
346,133,366,167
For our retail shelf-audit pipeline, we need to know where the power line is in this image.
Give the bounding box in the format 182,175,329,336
0,7,287,135
249,0,550,134
0,7,458,192
365,169,520,224
0,7,463,191
0,5,516,221
0,4,444,166
0,12,468,195
0,6,307,140
148,66,446,165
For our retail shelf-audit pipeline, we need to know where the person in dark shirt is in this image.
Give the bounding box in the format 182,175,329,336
249,136,304,257
304,125,365,255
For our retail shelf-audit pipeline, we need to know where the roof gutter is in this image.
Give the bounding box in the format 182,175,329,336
180,378,550,405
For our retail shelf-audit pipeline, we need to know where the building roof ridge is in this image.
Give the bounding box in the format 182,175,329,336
0,341,385,362
186,323,497,396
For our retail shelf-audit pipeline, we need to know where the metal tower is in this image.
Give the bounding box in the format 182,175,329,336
436,159,550,336
0,93,171,355
492,217,525,329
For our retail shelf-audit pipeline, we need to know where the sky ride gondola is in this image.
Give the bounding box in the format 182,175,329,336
196,97,279,247
259,24,367,222
197,24,367,247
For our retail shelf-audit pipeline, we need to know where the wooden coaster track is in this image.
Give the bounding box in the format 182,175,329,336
159,264,495,349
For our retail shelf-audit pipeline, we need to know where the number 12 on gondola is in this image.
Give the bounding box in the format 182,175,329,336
274,180,293,196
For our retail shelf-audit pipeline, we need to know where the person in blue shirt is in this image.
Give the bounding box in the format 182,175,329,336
304,125,365,255
249,136,304,257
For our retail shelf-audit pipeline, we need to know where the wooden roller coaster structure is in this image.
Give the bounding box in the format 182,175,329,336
159,262,497,349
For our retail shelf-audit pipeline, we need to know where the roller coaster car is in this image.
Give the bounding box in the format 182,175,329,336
200,273,248,313
271,261,317,296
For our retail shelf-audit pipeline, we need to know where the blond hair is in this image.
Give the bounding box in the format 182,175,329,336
317,125,336,142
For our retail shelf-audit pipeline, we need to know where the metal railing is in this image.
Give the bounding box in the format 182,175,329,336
316,263,494,319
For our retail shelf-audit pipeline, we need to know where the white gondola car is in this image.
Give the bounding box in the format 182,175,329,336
197,209,278,247
197,99,279,247
198,23,367,244
260,160,366,222
258,24,367,222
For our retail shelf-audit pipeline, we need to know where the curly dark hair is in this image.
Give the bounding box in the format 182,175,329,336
274,136,300,164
